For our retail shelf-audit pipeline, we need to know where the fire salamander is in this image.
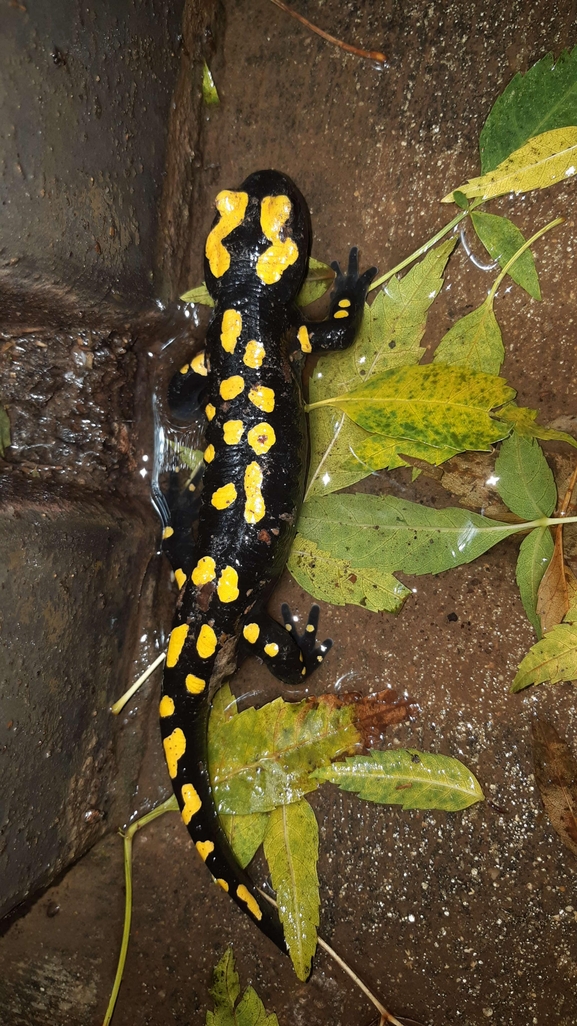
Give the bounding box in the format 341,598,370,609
159,170,375,951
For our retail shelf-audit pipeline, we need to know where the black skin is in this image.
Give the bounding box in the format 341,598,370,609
159,170,376,954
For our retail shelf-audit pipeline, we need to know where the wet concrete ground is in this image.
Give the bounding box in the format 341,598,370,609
2,0,577,1024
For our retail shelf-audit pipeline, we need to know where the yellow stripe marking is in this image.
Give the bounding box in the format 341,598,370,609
237,884,263,920
174,568,187,590
162,526,174,539
220,308,242,353
248,384,275,413
256,194,298,285
264,642,279,657
191,556,216,586
181,782,202,824
220,375,245,400
243,339,265,369
159,695,175,718
185,673,206,694
334,309,349,319
217,566,239,603
205,190,249,278
166,624,189,667
216,878,229,892
211,482,237,510
205,403,216,421
243,622,260,644
244,461,265,523
247,421,276,455
196,840,215,861
297,324,312,353
204,444,215,463
223,419,244,445
196,623,217,659
163,727,186,778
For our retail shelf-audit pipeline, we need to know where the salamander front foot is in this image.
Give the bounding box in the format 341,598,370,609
280,603,333,681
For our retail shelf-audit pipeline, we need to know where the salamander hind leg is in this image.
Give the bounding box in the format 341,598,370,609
240,603,332,685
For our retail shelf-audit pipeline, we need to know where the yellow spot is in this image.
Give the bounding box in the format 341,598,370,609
163,727,186,778
243,622,260,644
181,782,202,824
220,308,242,353
204,444,215,463
216,878,229,892
317,655,323,662
243,339,265,369
191,350,208,376
301,667,307,676
191,556,216,586
338,298,351,307
334,309,349,319
306,624,315,633
196,840,215,861
162,526,174,539
244,461,265,524
237,884,263,920
285,623,292,631
205,403,216,421
179,363,189,374
256,195,298,285
166,624,189,668
247,422,276,455
264,642,279,657
185,674,206,694
174,568,187,590
223,419,244,445
248,384,275,413
159,695,175,718
297,324,312,353
220,375,245,400
197,623,217,659
211,482,237,510
205,190,249,278
217,566,239,603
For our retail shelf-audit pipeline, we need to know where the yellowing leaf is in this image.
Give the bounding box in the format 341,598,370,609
180,282,214,306
206,948,279,1026
443,127,577,202
202,61,220,106
433,296,504,375
311,750,484,811
263,799,319,981
511,609,577,691
296,257,334,307
498,403,577,449
308,364,515,466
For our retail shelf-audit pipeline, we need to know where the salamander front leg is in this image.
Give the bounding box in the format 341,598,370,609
295,247,376,354
239,603,332,685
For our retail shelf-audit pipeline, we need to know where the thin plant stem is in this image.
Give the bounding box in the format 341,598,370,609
111,650,166,715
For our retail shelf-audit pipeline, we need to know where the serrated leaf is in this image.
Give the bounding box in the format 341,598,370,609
206,949,279,1026
297,493,521,577
202,61,220,106
495,433,556,520
234,987,279,1026
210,695,360,814
310,364,514,466
433,296,504,375
480,46,577,172
288,533,410,613
311,750,484,811
470,212,541,299
498,404,577,450
443,127,577,202
0,406,10,457
180,282,214,306
536,529,577,635
531,718,577,859
516,528,554,638
208,948,240,1023
296,257,334,307
305,241,455,497
263,799,319,981
511,613,577,691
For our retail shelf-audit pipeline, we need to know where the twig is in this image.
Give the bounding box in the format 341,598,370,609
110,650,167,715
268,0,386,64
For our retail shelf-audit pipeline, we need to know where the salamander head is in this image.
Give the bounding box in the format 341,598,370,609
204,169,311,303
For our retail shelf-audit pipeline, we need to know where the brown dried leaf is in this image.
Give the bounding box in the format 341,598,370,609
318,689,414,749
439,452,511,518
531,718,577,857
537,527,576,633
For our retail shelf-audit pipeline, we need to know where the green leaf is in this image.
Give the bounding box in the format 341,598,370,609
220,812,269,869
452,189,470,209
263,799,319,981
210,695,360,814
310,364,514,465
498,403,577,449
206,949,279,1026
443,127,577,202
511,613,577,692
296,257,334,307
305,241,455,497
480,46,577,172
202,61,220,106
516,528,554,639
288,534,411,613
470,211,541,300
297,493,521,578
180,282,214,306
433,296,505,375
495,433,556,520
0,406,10,457
311,749,484,811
